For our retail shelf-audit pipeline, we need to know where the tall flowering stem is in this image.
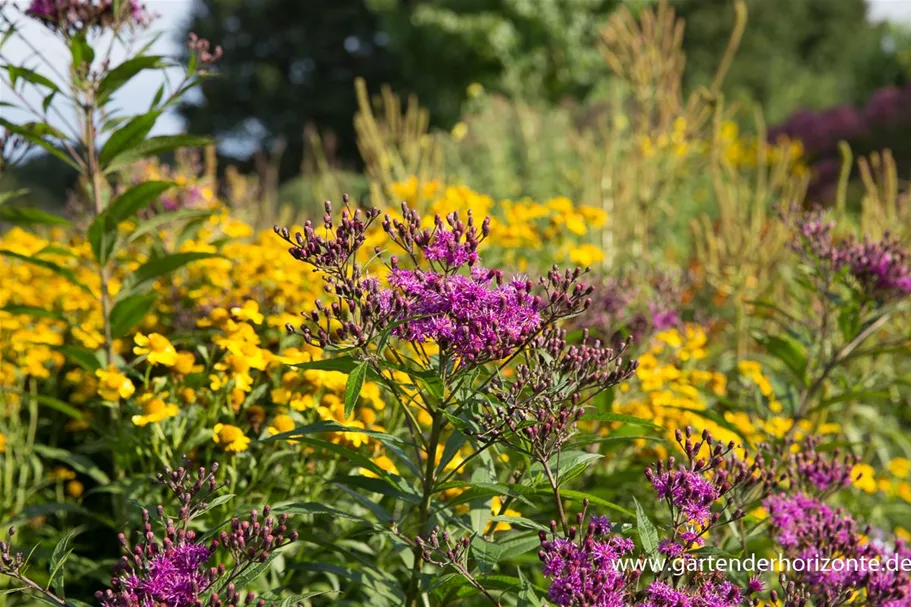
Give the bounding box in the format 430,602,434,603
275,196,638,605
775,207,911,437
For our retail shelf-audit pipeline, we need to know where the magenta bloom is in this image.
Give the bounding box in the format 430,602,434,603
649,468,719,525
382,265,541,362
539,516,636,607
102,542,212,607
641,580,742,607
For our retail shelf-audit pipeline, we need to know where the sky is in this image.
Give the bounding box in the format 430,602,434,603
1,0,910,142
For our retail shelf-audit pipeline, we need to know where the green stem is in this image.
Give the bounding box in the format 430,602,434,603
405,410,445,607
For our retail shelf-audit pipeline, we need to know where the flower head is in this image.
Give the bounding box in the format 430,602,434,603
131,395,179,427
95,365,135,401
133,333,179,367
212,423,250,453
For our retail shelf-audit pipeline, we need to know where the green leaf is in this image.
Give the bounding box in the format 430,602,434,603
261,419,406,446
109,294,156,339
107,180,173,222
55,345,102,372
580,412,664,430
0,188,29,206
229,552,278,589
0,250,92,294
69,33,95,71
345,361,368,418
48,529,79,597
291,356,359,373
104,135,211,174
555,489,634,517
517,569,543,607
0,389,87,423
98,112,160,168
33,445,110,484
1,304,65,321
97,55,165,105
124,252,221,296
6,66,60,92
0,206,69,227
273,502,363,520
0,119,80,170
125,208,213,244
87,212,117,264
205,493,236,510
755,334,808,385
634,497,659,557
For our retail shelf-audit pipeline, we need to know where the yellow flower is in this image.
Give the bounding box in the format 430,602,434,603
568,244,604,267
51,466,76,481
0,433,6,453
890,457,911,479
95,366,135,401
361,454,400,478
451,122,468,141
66,480,84,499
174,352,197,375
131,395,179,427
133,333,179,366
466,82,484,98
267,414,296,438
213,423,250,453
486,496,521,533
851,464,878,493
290,394,316,411
230,300,264,325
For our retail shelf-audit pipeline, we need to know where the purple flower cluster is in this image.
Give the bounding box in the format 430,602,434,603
26,0,149,32
383,264,541,362
787,436,859,493
641,578,742,607
112,539,213,607
836,233,911,300
764,492,911,606
769,84,911,201
789,208,911,302
645,429,773,555
278,197,618,365
538,507,750,607
573,271,685,349
539,515,637,606
97,462,299,607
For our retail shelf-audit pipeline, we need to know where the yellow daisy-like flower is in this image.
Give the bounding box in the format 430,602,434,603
133,333,179,366
131,396,179,427
267,414,296,439
95,366,135,401
212,423,250,453
66,480,84,498
889,457,911,479
230,300,264,325
174,352,197,375
851,463,878,494
486,496,521,533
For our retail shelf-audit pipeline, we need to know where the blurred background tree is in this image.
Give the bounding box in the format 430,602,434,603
177,0,907,179
676,0,907,122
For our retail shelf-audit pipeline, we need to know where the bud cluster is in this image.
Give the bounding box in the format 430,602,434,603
96,461,299,607
25,0,150,33
645,428,775,555
787,206,911,302
476,328,637,462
